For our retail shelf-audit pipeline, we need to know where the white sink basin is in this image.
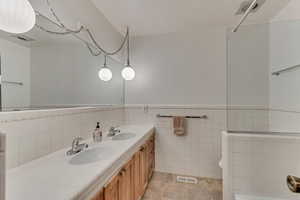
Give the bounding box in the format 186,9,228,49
112,133,136,141
69,146,111,165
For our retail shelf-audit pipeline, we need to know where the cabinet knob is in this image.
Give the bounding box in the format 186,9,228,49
119,168,126,176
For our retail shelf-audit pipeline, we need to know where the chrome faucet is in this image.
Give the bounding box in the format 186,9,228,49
107,127,121,137
66,137,88,156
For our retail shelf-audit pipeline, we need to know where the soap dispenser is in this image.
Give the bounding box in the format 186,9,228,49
93,122,102,143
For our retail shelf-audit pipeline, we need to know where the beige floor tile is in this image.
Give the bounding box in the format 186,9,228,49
142,172,222,200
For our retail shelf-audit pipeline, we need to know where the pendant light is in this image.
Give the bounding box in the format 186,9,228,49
122,28,135,81
0,0,36,34
98,55,112,81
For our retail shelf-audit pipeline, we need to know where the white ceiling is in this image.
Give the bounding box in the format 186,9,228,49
0,0,293,47
0,0,123,48
90,0,291,36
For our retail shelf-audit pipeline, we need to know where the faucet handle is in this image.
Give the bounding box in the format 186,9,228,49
67,137,88,156
110,126,120,132
72,137,83,146
108,126,121,137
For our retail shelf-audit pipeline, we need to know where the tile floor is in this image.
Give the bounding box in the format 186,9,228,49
142,172,222,200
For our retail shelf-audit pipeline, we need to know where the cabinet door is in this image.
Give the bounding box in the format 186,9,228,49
148,134,155,180
132,152,141,200
104,175,120,200
140,144,148,194
119,160,133,200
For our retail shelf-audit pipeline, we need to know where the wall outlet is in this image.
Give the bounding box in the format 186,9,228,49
176,176,198,184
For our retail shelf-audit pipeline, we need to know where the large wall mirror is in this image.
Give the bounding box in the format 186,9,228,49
0,13,124,112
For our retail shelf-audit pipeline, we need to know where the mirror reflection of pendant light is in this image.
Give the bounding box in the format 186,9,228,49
0,0,36,34
98,55,112,81
33,4,136,81
122,27,135,81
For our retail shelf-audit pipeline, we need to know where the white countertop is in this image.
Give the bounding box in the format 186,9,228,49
6,124,154,200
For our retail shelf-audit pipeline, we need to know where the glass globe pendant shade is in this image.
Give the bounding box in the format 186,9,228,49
0,0,36,34
121,66,135,81
98,67,112,81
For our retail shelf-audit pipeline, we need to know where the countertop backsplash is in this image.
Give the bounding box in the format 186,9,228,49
0,107,125,170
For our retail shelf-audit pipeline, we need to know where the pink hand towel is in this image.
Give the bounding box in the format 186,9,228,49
173,116,186,136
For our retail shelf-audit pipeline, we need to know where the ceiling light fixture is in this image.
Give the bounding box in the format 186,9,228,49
34,0,136,81
0,0,36,34
98,55,112,82
122,27,135,81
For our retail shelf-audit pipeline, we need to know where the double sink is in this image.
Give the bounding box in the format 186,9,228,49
6,124,155,200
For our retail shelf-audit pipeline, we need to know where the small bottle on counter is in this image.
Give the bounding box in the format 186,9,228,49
93,122,102,143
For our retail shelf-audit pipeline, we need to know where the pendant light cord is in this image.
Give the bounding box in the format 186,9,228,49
36,0,130,58
126,27,130,66
85,28,129,56
35,10,101,57
104,55,107,67
46,0,83,32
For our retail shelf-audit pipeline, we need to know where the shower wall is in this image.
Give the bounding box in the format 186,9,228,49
269,20,300,133
0,38,31,109
228,20,300,133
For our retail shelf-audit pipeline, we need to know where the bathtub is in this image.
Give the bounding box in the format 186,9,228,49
235,194,294,200
222,131,300,200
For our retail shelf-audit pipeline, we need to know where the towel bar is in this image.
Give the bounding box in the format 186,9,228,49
1,81,23,86
156,114,208,119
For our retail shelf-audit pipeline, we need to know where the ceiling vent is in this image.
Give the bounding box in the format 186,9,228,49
10,35,35,42
235,0,266,15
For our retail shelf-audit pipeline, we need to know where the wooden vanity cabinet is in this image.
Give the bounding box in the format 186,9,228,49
119,159,133,200
139,144,148,194
139,134,155,196
132,151,141,200
148,135,155,180
104,175,120,200
92,132,155,200
103,159,136,200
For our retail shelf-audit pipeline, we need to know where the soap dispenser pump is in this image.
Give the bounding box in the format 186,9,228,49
93,122,102,143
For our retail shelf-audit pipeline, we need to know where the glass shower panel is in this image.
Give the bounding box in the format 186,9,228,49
225,20,300,200
227,23,270,133
227,20,300,134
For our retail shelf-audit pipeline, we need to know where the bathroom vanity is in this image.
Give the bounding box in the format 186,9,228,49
91,127,155,200
5,124,155,200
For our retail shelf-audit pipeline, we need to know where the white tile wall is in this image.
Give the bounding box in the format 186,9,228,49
269,110,300,133
0,107,125,169
223,133,300,200
5,104,300,200
1,105,231,180
124,106,227,179
227,109,269,132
